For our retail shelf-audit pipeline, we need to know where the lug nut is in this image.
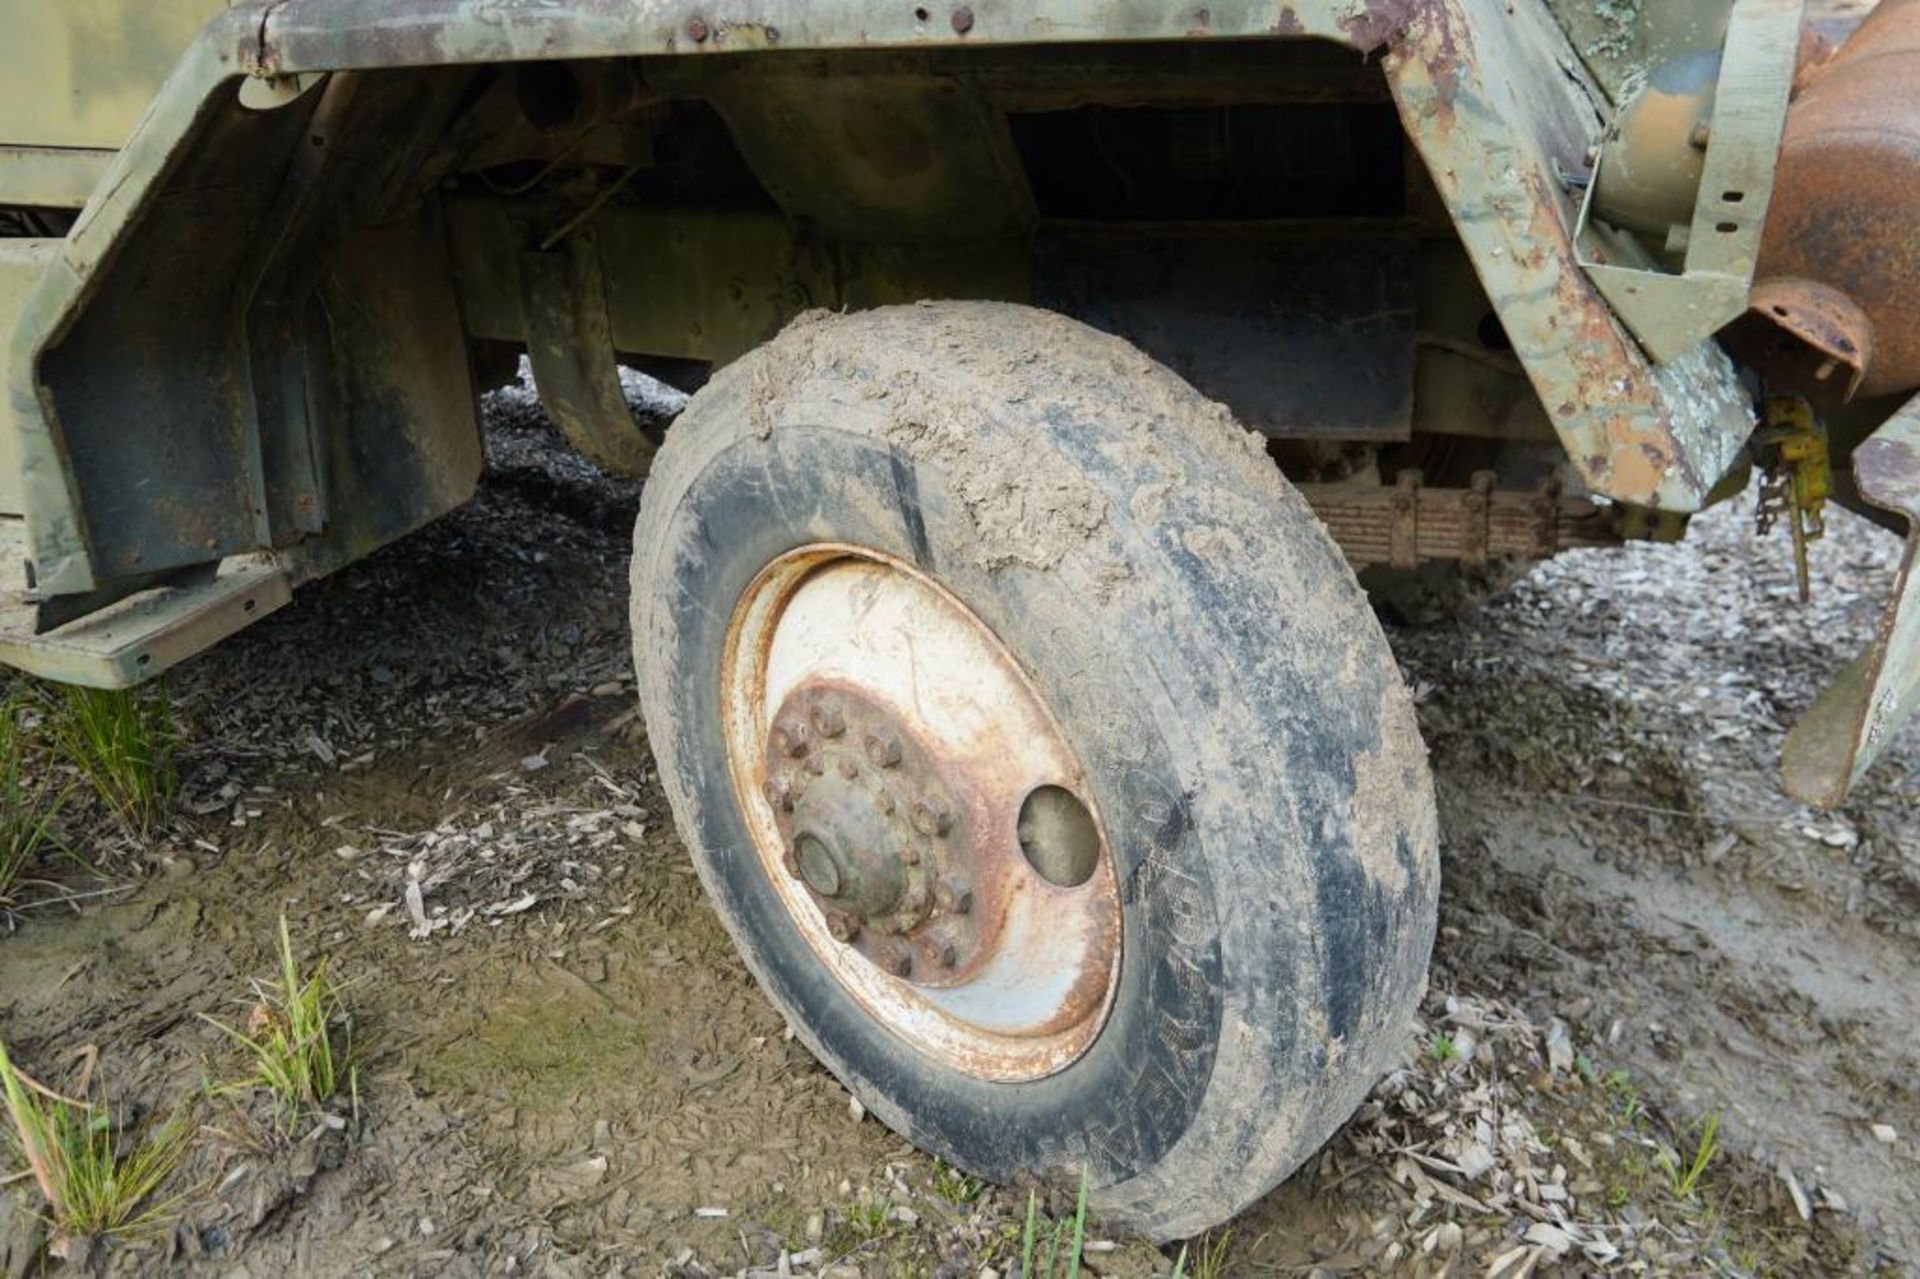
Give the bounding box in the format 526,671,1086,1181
935,876,972,915
865,733,902,769
773,720,811,758
910,797,952,837
811,705,846,738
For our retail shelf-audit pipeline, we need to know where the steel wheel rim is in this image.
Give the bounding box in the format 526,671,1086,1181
721,544,1122,1082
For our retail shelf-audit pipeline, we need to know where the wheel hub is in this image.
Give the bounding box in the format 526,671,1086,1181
767,685,980,980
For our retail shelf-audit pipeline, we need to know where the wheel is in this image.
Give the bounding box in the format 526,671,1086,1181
631,302,1439,1241
1358,439,1564,627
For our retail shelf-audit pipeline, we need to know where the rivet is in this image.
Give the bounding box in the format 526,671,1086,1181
865,734,902,769
687,16,711,41
910,797,952,837
950,6,974,34
811,705,846,738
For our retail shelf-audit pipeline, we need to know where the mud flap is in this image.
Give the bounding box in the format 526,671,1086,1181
1783,393,1920,805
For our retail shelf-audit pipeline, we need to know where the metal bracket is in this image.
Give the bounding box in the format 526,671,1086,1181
1782,392,1920,806
0,518,289,689
520,229,657,478
1575,0,1805,363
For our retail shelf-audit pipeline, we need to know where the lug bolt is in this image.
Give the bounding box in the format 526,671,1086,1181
773,719,811,758
865,733,902,769
935,876,972,915
910,796,952,837
811,705,846,738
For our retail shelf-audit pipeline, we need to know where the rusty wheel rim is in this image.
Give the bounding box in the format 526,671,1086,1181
721,545,1122,1082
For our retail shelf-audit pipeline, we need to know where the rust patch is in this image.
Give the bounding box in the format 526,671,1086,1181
1340,0,1421,54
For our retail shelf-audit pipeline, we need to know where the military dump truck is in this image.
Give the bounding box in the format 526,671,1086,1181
2,0,1916,1242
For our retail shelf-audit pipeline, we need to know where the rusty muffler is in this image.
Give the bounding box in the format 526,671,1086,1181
1757,0,1920,401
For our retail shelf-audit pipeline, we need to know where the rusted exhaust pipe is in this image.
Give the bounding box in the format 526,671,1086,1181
1757,0,1920,400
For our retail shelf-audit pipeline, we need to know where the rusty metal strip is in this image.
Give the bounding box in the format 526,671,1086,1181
1299,479,1621,567
1782,393,1920,806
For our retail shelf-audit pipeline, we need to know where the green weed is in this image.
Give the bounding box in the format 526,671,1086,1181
931,1158,983,1205
0,1036,195,1254
1662,1112,1720,1199
1019,1170,1089,1279
48,685,176,837
202,917,354,1133
1428,1032,1459,1063
0,697,67,904
1169,1228,1233,1279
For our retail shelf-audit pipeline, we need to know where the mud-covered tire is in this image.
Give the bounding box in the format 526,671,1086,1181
631,302,1439,1241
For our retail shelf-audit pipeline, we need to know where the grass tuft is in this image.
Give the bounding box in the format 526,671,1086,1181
0,696,67,905
0,1037,195,1254
202,916,354,1133
1019,1169,1090,1279
1170,1228,1233,1279
47,685,177,837
1662,1111,1720,1199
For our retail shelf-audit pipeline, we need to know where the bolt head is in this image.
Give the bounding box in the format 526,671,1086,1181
935,877,972,915
910,797,952,837
811,705,846,738
950,5,975,34
865,733,902,769
687,16,711,41
773,720,811,758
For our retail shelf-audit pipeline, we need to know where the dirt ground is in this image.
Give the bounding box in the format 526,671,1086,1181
2,354,1916,1276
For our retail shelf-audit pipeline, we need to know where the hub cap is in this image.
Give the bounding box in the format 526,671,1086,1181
721,546,1121,1081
